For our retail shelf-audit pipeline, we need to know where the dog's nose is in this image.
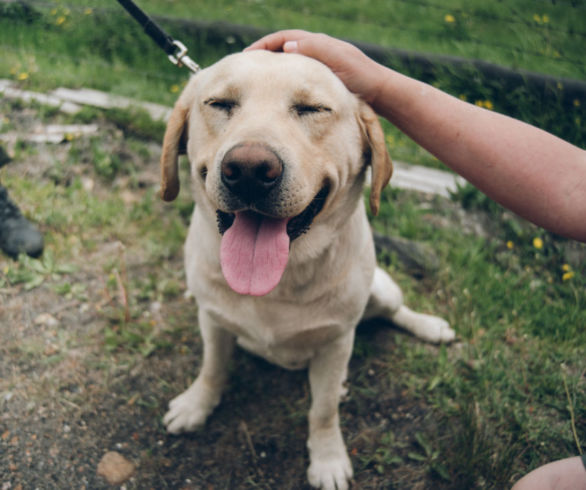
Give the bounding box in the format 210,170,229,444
221,143,283,203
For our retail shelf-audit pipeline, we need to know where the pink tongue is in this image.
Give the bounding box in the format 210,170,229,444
220,212,290,296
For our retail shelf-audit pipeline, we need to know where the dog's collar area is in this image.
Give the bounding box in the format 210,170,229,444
216,184,329,241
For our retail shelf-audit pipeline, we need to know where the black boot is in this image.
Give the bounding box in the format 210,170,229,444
0,185,44,259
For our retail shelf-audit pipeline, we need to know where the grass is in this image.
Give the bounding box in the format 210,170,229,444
365,187,586,484
1,1,585,487
80,0,586,80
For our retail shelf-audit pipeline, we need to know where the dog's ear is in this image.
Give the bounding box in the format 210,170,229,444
160,86,194,202
357,102,393,216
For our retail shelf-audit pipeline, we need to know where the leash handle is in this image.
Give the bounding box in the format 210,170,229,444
117,0,200,73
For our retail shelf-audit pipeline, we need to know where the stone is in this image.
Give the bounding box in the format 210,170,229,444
97,451,135,485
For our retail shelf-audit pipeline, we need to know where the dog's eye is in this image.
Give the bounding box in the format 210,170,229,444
292,104,332,117
205,98,237,115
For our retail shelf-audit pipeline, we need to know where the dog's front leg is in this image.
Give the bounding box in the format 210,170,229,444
306,330,355,490
164,310,235,434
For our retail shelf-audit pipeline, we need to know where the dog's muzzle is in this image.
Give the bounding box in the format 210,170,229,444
215,142,329,296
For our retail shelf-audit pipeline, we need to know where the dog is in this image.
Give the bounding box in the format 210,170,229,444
159,50,455,490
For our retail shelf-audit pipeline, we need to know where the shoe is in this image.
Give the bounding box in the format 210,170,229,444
0,145,10,168
0,185,44,259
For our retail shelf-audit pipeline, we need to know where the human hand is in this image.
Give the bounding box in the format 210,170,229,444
246,30,386,106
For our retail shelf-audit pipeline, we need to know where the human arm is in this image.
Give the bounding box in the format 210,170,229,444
247,31,586,242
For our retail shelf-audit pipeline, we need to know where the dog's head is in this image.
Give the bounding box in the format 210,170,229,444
161,50,392,296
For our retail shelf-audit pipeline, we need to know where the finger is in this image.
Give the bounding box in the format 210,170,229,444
286,34,342,67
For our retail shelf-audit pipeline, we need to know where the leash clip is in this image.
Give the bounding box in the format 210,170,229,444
168,40,201,74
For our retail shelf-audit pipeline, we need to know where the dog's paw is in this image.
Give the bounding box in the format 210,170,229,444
307,430,353,490
163,382,219,434
307,453,353,490
415,314,455,344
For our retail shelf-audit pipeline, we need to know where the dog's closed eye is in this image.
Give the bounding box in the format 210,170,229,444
292,103,332,117
205,98,238,115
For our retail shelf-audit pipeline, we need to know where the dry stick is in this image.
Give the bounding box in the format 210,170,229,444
562,372,583,455
114,268,130,324
239,421,258,463
116,244,130,323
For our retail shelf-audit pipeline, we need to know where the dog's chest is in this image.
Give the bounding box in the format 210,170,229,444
200,290,363,369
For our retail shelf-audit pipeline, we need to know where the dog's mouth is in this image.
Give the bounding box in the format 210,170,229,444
216,185,329,241
217,185,329,297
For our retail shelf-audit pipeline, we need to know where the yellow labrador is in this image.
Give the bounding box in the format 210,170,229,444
160,50,454,490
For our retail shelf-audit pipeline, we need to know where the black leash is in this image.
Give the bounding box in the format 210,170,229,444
117,0,200,74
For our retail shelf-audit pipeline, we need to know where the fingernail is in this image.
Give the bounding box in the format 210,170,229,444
283,41,298,53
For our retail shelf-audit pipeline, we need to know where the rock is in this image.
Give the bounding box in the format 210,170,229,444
373,231,439,277
97,451,135,485
34,313,59,328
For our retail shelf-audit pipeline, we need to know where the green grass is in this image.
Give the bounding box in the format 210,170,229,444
85,0,586,80
368,188,586,486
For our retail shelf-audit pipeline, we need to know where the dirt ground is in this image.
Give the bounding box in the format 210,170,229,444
1,290,439,489
1,101,453,490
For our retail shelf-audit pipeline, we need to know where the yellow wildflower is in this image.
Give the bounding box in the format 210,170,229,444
84,8,93,15
170,84,180,93
474,100,493,110
574,99,581,108
533,237,543,249
506,241,514,250
56,16,66,26
444,14,456,23
561,264,574,281
562,271,574,281
17,72,29,81
533,14,550,24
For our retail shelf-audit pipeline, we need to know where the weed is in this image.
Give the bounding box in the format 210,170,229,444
408,432,451,482
0,250,76,290
363,431,405,475
104,320,159,358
